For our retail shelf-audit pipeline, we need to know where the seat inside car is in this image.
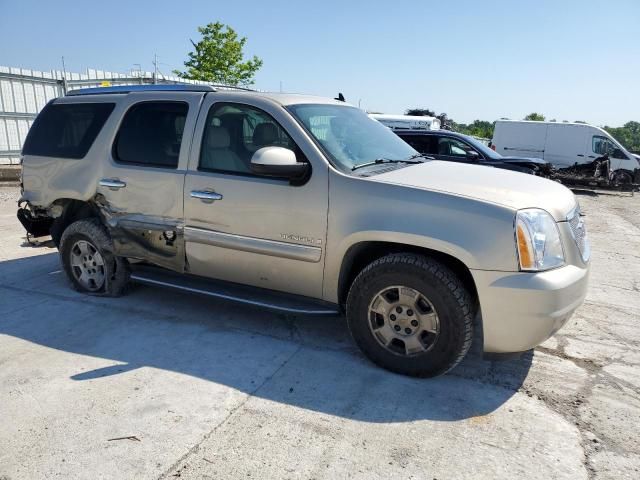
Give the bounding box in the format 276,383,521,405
252,122,279,149
438,140,450,155
201,125,248,172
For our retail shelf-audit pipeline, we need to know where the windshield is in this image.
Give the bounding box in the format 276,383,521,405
287,104,418,172
462,135,502,159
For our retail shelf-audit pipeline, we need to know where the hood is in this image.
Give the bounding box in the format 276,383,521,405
372,160,576,221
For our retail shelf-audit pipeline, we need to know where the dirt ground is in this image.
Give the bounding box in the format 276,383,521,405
0,184,639,479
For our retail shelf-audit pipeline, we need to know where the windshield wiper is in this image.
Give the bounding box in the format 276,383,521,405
406,153,434,161
351,157,424,171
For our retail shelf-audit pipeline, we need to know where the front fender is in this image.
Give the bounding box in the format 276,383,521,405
323,172,519,302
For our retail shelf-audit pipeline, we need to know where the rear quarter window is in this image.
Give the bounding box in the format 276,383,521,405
22,102,115,159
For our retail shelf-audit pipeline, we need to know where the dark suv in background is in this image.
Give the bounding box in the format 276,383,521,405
395,130,552,176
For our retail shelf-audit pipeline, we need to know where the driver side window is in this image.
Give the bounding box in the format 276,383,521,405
438,137,472,157
199,103,302,175
592,136,612,155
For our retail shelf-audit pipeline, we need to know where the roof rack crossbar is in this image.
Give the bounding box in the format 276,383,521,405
66,84,216,96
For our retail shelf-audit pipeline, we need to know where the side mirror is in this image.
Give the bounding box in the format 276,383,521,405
466,150,481,162
250,147,309,179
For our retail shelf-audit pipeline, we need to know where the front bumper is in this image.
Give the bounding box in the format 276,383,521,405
471,264,589,353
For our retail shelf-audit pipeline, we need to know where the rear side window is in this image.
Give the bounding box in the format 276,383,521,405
22,102,115,159
114,102,188,168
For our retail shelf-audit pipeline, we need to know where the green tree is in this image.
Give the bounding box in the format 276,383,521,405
524,113,545,121
405,108,436,117
453,120,495,139
604,121,640,152
175,22,263,86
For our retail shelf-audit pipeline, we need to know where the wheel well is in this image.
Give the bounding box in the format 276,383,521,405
338,241,479,308
50,199,100,245
613,169,634,180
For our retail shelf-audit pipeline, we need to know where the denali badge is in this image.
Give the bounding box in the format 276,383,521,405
280,233,322,245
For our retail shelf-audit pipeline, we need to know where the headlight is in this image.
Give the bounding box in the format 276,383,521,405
515,209,565,271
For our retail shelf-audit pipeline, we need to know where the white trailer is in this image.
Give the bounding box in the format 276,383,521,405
492,120,639,182
370,114,441,131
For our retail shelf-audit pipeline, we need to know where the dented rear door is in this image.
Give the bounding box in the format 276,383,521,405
96,92,204,271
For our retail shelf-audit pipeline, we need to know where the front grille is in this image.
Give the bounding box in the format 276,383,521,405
567,205,590,263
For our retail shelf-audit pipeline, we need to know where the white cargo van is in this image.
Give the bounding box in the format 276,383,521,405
370,114,441,131
492,120,639,182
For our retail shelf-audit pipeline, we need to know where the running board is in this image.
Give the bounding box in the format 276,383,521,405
129,264,340,316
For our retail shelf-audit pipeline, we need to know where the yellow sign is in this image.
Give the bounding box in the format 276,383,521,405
100,81,112,87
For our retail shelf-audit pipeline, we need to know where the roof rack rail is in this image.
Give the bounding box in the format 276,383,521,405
66,84,216,96
209,84,256,92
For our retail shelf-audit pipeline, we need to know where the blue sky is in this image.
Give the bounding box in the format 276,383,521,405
1,0,638,126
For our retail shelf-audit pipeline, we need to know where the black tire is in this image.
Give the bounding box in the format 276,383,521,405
346,253,474,377
612,170,633,187
50,217,65,247
59,218,130,296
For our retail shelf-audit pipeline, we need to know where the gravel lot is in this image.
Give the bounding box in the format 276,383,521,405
0,184,639,479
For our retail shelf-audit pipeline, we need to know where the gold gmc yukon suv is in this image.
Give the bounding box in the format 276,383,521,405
17,85,590,377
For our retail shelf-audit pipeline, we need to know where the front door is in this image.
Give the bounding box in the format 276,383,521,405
183,96,329,299
432,136,478,163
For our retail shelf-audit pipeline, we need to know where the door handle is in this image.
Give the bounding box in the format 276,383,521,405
190,190,223,203
99,178,126,190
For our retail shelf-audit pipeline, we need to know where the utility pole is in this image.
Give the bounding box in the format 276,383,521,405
279,81,283,93
153,53,158,84
61,56,69,94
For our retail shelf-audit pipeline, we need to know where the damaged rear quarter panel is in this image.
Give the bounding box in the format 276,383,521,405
21,92,206,273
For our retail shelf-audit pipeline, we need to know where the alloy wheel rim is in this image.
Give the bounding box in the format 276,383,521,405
70,240,106,291
367,285,440,356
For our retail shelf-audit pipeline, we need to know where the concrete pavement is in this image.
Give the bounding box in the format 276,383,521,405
1,185,639,479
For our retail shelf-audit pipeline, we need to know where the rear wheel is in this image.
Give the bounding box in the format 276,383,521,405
59,218,130,296
346,253,474,377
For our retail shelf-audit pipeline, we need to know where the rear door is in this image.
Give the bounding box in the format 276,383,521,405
97,92,203,271
183,95,329,299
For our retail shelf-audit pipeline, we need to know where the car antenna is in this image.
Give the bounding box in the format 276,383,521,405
335,92,346,102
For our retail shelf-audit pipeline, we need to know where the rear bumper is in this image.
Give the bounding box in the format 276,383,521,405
471,264,589,353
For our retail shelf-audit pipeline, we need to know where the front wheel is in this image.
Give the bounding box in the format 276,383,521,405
612,170,634,187
346,253,474,377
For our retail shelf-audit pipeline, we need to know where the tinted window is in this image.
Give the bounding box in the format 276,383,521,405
199,103,302,174
22,102,114,159
114,102,188,168
402,135,438,155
